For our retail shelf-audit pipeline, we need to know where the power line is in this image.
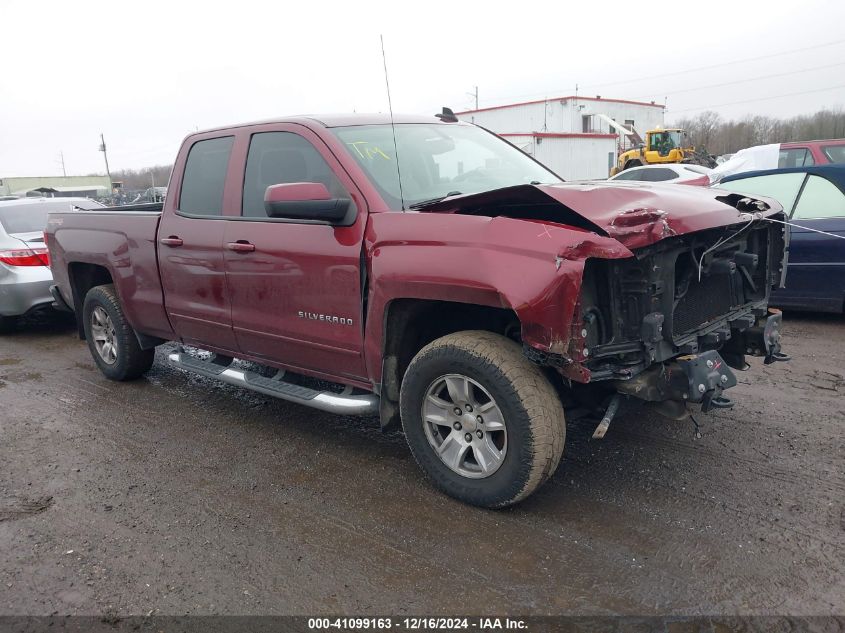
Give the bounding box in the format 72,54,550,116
668,83,845,115
480,38,845,107
630,61,845,100
579,38,845,91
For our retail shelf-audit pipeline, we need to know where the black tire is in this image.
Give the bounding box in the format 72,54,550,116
0,316,17,334
400,331,565,508
82,284,154,381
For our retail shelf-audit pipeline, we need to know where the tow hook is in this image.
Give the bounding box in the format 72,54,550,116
676,350,737,413
761,310,791,365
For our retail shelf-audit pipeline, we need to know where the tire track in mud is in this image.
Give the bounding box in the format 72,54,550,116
3,318,843,615
564,425,844,550
12,359,726,613
28,368,688,613
33,376,796,612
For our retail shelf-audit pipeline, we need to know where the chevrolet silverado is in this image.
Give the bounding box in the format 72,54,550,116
45,112,789,507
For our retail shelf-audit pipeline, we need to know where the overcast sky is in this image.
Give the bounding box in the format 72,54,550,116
2,0,844,177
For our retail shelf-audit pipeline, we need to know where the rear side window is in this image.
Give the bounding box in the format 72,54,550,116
639,168,677,182
822,144,845,164
792,175,845,220
611,169,645,181
242,132,350,218
179,136,234,216
715,173,806,213
778,148,814,168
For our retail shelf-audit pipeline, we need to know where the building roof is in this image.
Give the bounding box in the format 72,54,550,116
457,95,665,115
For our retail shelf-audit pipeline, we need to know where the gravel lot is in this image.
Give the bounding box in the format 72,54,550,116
1,312,842,616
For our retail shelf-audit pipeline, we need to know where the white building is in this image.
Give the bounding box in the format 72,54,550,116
458,96,665,180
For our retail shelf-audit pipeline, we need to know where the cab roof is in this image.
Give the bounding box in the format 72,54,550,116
196,113,467,135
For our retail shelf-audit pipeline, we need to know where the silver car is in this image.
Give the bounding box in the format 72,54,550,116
0,197,103,331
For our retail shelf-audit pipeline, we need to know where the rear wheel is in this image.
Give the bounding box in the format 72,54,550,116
400,331,565,508
82,284,154,381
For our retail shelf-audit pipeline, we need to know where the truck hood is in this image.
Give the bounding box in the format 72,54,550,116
418,181,783,249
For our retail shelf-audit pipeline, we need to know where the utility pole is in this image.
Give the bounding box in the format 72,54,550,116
99,133,113,193
467,86,478,110
57,151,67,177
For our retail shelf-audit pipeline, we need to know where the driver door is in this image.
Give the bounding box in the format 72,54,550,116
223,125,369,381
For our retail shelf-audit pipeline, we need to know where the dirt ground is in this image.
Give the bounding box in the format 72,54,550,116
0,311,842,617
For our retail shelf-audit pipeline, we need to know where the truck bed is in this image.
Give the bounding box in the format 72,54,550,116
91,202,164,213
46,207,173,341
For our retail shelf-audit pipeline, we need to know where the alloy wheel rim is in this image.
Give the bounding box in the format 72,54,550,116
91,306,118,365
421,373,507,479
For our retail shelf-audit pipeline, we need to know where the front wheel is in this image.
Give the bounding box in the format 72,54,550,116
400,331,565,508
82,284,154,381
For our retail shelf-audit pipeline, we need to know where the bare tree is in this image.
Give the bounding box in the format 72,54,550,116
671,107,845,155
110,164,174,191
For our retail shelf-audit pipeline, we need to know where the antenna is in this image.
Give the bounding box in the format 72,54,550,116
380,34,406,211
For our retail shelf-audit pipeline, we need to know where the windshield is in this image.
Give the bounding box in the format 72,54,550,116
332,123,560,208
0,199,102,234
650,130,685,151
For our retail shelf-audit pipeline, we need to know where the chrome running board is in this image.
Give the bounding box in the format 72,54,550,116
167,351,379,416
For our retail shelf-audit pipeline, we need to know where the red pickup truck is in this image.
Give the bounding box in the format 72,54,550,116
46,112,790,508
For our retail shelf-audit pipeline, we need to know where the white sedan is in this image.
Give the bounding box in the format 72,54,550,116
609,164,713,184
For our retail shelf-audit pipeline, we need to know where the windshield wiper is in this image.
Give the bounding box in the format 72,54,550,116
408,191,463,209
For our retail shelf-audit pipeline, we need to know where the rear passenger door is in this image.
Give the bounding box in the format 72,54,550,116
157,135,239,351
785,175,845,311
223,126,369,381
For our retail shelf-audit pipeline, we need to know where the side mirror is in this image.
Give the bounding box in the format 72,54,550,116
264,182,350,223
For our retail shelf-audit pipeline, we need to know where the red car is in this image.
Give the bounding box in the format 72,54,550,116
779,139,845,167
45,112,789,508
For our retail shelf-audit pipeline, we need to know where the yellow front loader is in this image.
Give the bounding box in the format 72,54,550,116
610,128,715,176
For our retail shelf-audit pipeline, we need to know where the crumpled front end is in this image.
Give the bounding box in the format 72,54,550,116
530,212,789,412
413,181,789,411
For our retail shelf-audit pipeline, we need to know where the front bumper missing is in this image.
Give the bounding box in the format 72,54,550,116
614,310,789,417
615,349,737,413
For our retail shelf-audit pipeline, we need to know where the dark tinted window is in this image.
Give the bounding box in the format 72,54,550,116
179,136,233,215
639,168,677,182
611,169,644,181
778,148,814,168
242,132,349,218
822,144,845,163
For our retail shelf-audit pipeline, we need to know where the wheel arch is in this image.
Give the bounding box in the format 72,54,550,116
67,262,114,339
67,263,164,349
376,298,520,431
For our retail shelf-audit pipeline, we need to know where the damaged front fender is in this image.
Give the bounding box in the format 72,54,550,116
363,211,633,382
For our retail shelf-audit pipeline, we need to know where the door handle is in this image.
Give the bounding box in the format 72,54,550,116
226,241,256,253
160,236,183,247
